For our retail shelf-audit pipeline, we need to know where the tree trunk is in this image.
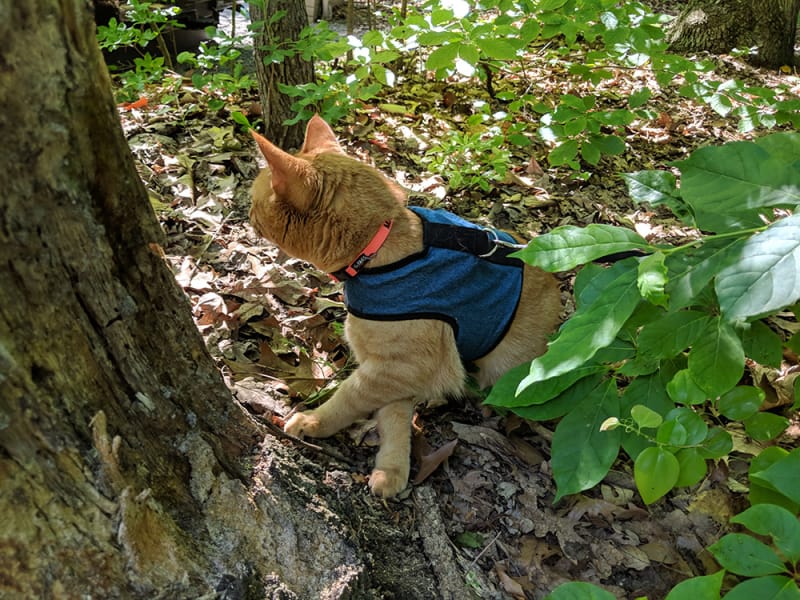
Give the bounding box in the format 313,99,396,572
666,0,799,67
249,0,315,150
0,1,387,597
757,0,800,67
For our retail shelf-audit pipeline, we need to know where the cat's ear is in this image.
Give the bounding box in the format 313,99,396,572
301,114,344,154
250,129,312,202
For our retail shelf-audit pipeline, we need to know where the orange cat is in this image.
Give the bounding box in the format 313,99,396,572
250,116,561,498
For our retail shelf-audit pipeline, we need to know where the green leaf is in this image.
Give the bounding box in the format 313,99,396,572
551,379,620,502
457,42,480,67
709,533,786,576
548,139,580,167
620,373,675,459
664,569,723,600
590,133,626,155
697,426,733,459
637,310,710,360
756,132,800,162
425,44,459,71
628,87,652,109
751,448,800,506
475,38,519,60
724,576,800,600
635,446,679,504
631,404,662,429
514,224,650,271
716,214,800,321
623,169,680,206
666,369,707,405
687,316,745,397
658,407,708,446
581,140,601,166
749,447,800,511
666,238,743,310
674,448,707,487
484,362,605,409
512,374,608,422
637,251,669,307
732,504,800,564
674,139,800,233
539,0,570,10
717,386,765,420
741,321,785,367
455,531,484,548
519,263,641,387
745,412,789,442
544,581,617,600
372,64,395,87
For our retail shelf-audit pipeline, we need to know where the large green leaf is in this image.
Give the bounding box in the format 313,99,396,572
749,447,800,512
475,38,519,60
483,362,605,409
544,582,617,600
716,214,800,321
637,310,710,359
512,374,608,422
741,320,785,367
674,137,800,233
709,533,786,576
519,263,641,389
513,224,651,271
687,316,744,397
551,379,620,502
723,576,800,600
665,237,743,311
732,504,800,564
664,570,723,600
717,385,764,420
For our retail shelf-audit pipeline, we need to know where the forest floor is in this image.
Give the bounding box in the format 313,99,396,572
115,7,799,598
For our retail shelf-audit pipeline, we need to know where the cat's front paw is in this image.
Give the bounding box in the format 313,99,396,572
368,467,409,499
284,411,322,438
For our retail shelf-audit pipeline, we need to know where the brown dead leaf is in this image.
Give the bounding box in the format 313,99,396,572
412,435,458,485
567,497,619,524
495,564,525,600
750,361,800,410
526,156,545,176
451,421,517,457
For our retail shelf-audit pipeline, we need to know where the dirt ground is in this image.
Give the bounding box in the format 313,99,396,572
116,8,798,596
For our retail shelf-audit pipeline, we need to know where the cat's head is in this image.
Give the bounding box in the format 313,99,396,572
250,115,406,273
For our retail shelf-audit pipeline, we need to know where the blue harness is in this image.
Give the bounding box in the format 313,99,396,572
342,207,524,362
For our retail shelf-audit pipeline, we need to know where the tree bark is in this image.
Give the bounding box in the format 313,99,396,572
666,0,799,67
249,0,315,150
0,1,367,596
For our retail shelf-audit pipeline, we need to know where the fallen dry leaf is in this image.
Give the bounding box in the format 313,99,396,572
412,436,458,485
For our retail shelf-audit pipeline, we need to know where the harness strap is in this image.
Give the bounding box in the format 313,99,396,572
422,221,523,267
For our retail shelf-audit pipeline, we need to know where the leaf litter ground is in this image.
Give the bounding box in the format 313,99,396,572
119,26,799,599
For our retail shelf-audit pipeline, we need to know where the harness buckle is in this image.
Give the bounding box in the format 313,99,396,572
479,228,525,258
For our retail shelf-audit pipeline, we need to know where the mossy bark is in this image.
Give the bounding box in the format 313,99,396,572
666,0,799,67
0,1,364,596
249,0,315,150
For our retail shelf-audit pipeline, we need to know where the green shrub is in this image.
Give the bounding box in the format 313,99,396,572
486,132,800,504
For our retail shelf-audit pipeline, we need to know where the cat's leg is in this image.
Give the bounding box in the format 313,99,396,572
284,317,465,497
369,399,415,498
283,372,380,438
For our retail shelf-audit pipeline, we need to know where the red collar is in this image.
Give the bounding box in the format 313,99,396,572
330,220,393,281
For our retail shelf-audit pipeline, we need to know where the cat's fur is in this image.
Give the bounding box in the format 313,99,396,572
250,115,562,498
